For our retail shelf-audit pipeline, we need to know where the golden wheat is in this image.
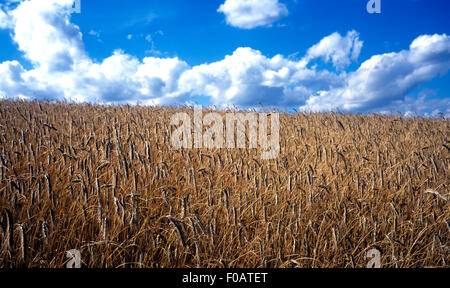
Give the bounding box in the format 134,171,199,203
0,100,448,268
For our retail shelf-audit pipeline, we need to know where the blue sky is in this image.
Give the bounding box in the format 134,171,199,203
0,0,449,115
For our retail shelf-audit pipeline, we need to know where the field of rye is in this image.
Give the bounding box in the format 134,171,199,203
0,100,448,268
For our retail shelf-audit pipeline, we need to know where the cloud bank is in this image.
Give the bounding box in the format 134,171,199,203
0,0,449,116
304,34,450,113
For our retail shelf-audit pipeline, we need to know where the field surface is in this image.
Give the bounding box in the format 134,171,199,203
0,101,448,268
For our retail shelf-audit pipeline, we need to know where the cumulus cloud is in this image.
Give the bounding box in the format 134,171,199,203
0,0,449,116
304,30,363,70
302,34,450,112
9,0,86,72
387,90,450,118
0,0,189,104
178,47,345,106
217,0,288,29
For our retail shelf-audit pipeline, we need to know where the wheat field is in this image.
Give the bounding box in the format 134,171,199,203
0,100,448,268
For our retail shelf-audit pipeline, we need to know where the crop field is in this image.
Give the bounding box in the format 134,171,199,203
0,100,448,268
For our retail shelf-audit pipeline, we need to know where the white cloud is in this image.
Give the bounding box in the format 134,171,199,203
304,30,363,70
178,47,344,106
392,90,450,118
301,33,450,112
0,0,449,116
9,0,86,72
0,7,13,29
89,30,100,37
217,0,288,29
0,0,189,104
